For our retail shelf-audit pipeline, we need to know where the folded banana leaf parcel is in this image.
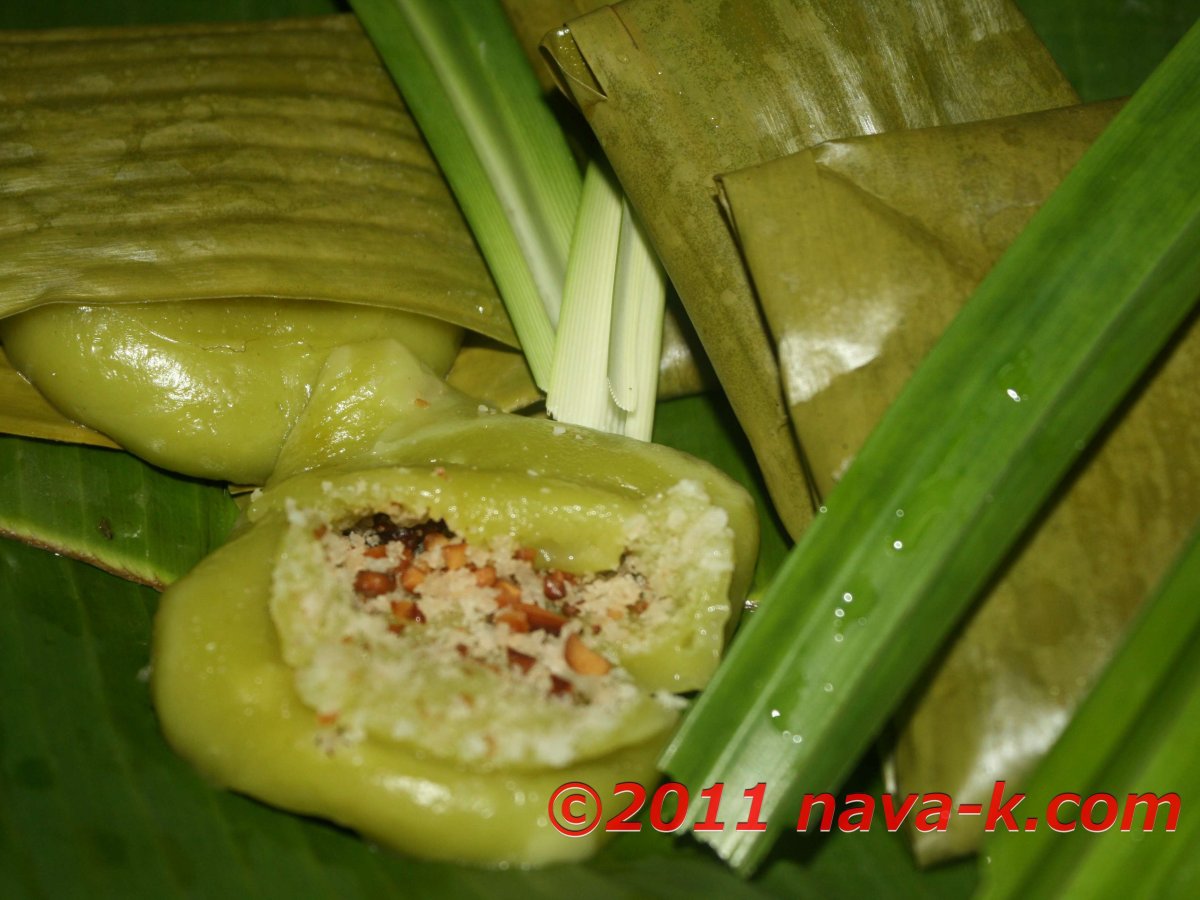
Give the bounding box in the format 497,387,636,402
0,15,528,483
718,99,1200,862
542,0,1079,539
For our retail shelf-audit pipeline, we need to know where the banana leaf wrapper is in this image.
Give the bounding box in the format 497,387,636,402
0,15,512,343
500,0,604,94
152,337,758,866
719,100,1200,862
0,11,711,453
0,346,115,449
542,0,1077,539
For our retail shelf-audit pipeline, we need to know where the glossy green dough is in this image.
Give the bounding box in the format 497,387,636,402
0,300,461,484
272,339,757,601
153,341,759,864
267,339,758,687
155,464,751,864
153,520,662,866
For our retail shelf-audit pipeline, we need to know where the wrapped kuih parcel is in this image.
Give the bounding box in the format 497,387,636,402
151,339,758,866
718,99,1200,863
0,16,517,483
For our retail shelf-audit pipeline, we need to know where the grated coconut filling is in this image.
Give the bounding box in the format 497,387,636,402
269,479,733,770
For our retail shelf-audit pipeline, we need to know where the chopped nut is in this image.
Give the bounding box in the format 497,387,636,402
520,603,567,635
363,545,389,559
401,565,427,592
506,647,536,674
513,546,536,563
494,578,522,606
495,607,530,633
543,570,570,600
474,565,497,587
390,599,424,623
443,542,468,570
354,569,395,598
565,634,611,676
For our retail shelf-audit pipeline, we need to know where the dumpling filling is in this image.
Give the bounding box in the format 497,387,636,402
268,487,735,769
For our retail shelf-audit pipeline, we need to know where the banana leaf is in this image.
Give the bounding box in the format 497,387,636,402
0,347,115,449
0,15,512,345
541,0,1078,538
0,15,514,466
720,101,1122,499
500,0,603,94
717,100,1200,863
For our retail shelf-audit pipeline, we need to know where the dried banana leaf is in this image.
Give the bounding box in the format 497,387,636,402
0,347,116,449
499,0,606,94
542,0,1077,538
0,15,513,345
445,339,543,412
719,100,1200,863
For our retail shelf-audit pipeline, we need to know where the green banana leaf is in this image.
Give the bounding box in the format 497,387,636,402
1,0,1195,897
541,0,1079,539
719,99,1200,863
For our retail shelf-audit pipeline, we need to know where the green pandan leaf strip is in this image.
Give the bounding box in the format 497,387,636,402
979,520,1200,898
350,0,582,388
606,198,667,440
547,161,624,430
